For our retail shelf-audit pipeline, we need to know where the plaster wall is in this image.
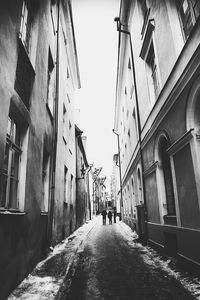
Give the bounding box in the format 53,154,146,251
52,5,76,244
0,1,55,298
148,223,200,266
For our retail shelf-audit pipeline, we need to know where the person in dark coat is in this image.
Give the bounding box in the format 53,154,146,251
108,211,112,224
101,210,107,225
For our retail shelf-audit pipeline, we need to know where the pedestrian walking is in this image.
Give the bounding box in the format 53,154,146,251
108,211,112,224
113,208,117,223
101,210,107,225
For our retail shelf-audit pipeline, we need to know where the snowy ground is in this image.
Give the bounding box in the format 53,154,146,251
118,221,200,299
8,218,98,300
8,216,200,299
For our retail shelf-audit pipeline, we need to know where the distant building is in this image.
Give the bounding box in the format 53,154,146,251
97,177,107,211
114,0,200,266
91,167,102,214
0,0,80,298
110,154,120,212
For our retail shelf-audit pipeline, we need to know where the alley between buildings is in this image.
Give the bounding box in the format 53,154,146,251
9,216,200,300
62,218,198,300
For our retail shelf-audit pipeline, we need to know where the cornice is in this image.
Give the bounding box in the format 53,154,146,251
167,129,194,156
143,161,159,178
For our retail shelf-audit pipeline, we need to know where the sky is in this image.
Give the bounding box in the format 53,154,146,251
72,0,120,184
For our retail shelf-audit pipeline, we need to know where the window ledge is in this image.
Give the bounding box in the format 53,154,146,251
163,214,177,226
40,211,48,216
0,209,26,216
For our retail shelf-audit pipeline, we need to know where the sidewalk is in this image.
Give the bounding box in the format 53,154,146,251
8,217,99,300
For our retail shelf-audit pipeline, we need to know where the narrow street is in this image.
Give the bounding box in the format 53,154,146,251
9,216,200,299
58,217,198,300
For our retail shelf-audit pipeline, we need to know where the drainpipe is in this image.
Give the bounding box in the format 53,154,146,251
48,0,60,246
114,18,148,245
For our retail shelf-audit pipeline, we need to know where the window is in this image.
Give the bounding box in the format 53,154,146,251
67,68,70,79
19,1,33,54
47,49,55,116
64,166,68,203
70,174,73,203
15,39,35,109
137,168,143,205
1,116,26,210
63,104,67,144
159,137,176,216
178,0,200,40
141,0,150,35
128,59,134,99
132,108,138,142
67,94,71,103
146,43,160,102
42,148,50,212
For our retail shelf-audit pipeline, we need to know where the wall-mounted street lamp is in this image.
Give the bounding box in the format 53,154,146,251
112,129,123,217
76,164,87,180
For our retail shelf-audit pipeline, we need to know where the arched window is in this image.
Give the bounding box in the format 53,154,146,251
159,136,176,216
137,168,143,205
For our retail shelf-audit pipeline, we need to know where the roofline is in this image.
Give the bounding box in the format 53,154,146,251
68,0,81,89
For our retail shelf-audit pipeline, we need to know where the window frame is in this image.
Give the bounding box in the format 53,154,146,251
19,1,33,54
1,112,29,212
145,42,160,103
177,0,200,40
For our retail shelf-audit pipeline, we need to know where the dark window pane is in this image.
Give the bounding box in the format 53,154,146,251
14,39,35,109
3,143,9,172
1,174,8,207
9,177,19,209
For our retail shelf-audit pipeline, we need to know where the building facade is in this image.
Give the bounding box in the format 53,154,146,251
114,0,200,266
110,154,121,213
75,126,91,228
0,0,80,298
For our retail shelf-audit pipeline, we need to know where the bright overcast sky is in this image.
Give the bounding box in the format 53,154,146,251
72,0,120,183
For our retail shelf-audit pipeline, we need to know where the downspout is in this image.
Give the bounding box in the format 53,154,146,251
115,20,148,245
48,0,60,246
